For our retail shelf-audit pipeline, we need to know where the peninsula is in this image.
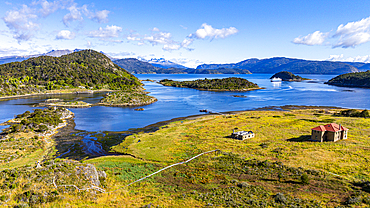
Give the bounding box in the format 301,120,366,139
158,77,262,91
326,70,370,88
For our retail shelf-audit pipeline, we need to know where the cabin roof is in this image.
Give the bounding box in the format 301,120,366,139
233,131,254,135
312,123,348,132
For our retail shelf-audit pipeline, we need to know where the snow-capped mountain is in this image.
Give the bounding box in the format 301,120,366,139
141,58,187,69
0,49,82,64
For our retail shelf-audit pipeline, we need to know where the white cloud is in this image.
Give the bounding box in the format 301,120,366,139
334,32,370,48
169,58,204,68
126,32,141,41
335,17,370,36
189,23,239,39
2,4,39,41
35,0,62,17
56,30,75,39
163,44,181,51
144,31,180,51
293,31,328,46
59,1,111,26
327,54,370,63
88,25,122,38
63,3,86,26
332,17,370,48
125,24,238,51
295,16,370,48
2,0,111,42
107,51,135,58
86,40,92,48
180,25,187,30
181,38,194,48
0,46,29,56
90,10,110,23
144,32,172,45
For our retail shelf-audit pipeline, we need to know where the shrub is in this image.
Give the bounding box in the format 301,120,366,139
300,173,310,185
274,193,287,203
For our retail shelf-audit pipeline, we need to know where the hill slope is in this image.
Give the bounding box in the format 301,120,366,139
197,57,360,74
325,70,370,88
0,50,141,97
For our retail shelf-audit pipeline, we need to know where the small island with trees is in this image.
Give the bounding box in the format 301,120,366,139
99,91,157,106
158,77,262,91
270,71,309,81
325,70,370,88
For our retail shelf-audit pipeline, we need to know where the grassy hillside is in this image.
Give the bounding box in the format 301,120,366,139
1,107,370,207
0,50,142,97
108,107,370,207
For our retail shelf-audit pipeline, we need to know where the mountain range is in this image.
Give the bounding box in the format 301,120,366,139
196,57,366,74
139,58,187,69
0,49,83,64
1,50,370,74
112,58,252,74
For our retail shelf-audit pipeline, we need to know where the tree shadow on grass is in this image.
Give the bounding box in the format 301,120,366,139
353,181,370,194
287,135,312,142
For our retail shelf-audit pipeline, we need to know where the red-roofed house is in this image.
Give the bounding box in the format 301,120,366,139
311,123,348,142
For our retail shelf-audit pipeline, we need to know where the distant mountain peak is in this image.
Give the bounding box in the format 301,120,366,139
141,58,187,69
0,49,84,64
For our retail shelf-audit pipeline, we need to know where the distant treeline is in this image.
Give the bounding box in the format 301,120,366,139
334,109,369,118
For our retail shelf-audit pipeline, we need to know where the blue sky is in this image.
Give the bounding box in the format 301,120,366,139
2,0,370,67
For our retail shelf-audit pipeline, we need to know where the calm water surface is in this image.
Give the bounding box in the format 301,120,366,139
0,74,369,132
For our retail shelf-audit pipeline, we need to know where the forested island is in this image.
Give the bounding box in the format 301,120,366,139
270,71,309,81
326,70,370,88
99,91,157,106
0,50,157,106
159,77,262,91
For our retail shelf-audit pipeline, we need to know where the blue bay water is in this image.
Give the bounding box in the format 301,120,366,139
0,74,369,132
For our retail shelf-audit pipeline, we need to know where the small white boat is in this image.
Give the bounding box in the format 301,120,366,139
271,77,282,82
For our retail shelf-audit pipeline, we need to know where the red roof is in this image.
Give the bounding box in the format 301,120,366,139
312,123,348,132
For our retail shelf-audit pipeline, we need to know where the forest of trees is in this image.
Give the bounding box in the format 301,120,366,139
0,50,142,96
326,70,370,88
270,71,308,81
159,77,260,91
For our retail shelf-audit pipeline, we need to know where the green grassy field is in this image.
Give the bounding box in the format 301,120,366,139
1,107,370,207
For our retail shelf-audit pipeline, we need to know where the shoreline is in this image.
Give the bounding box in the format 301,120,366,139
0,89,113,100
97,97,158,107
113,105,347,135
159,84,264,92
